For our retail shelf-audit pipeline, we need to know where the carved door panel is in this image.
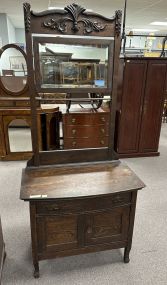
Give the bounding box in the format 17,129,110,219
139,61,167,152
36,215,79,255
117,60,147,154
84,207,130,245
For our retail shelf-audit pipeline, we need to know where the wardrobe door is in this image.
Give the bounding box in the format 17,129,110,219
117,60,147,154
139,61,167,153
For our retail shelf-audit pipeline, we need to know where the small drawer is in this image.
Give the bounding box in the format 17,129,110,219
63,112,109,125
64,137,108,149
63,125,109,138
0,101,15,107
15,101,30,107
36,192,132,215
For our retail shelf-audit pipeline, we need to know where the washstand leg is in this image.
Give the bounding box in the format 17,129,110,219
124,247,130,263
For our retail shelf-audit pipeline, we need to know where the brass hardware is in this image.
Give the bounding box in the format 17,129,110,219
101,117,105,122
101,128,105,133
72,129,76,135
100,140,105,145
113,195,123,203
72,141,77,147
72,118,76,123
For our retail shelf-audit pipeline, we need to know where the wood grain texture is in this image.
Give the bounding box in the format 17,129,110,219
20,161,145,200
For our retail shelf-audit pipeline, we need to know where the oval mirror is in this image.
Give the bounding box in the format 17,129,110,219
8,119,32,152
0,45,27,94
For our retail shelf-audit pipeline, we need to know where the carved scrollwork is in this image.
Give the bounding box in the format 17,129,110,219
23,2,31,32
43,3,106,34
115,10,122,37
80,19,106,33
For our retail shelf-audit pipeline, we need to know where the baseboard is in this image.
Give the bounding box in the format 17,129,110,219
118,152,160,158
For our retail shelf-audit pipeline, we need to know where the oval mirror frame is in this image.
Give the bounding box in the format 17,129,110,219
0,43,28,96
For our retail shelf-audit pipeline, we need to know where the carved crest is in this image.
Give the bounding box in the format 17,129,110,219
115,10,122,36
43,3,106,34
23,2,31,32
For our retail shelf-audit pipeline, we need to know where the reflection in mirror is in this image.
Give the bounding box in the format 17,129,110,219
0,47,27,92
8,119,32,152
39,43,108,88
40,99,110,151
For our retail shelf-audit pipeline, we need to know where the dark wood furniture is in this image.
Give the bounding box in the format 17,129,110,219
20,2,145,278
0,106,61,160
20,161,145,278
2,69,15,76
0,44,30,107
0,108,33,160
63,108,109,149
40,106,60,150
0,217,6,285
115,57,167,158
0,44,33,160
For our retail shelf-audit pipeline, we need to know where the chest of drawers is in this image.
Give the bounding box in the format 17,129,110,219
63,109,110,149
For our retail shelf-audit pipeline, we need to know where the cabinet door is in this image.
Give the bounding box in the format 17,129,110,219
36,215,79,255
139,61,167,152
117,60,147,154
84,207,130,245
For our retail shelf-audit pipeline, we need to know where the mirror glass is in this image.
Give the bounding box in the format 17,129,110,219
0,47,27,92
38,42,108,88
8,119,32,152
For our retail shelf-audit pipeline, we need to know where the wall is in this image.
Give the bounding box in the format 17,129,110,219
0,14,8,46
15,28,25,44
40,43,108,61
7,16,16,43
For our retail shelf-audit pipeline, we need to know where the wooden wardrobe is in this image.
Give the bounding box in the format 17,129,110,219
115,57,167,158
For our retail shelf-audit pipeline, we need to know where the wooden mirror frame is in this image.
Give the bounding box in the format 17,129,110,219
0,44,28,96
23,2,122,167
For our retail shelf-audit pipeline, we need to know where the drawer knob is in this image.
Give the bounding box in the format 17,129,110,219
71,118,76,123
72,129,76,135
101,117,105,122
86,226,92,234
72,141,77,147
100,140,105,145
101,128,105,134
113,195,123,203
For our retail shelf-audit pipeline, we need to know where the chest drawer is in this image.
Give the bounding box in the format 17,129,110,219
63,136,108,149
63,124,109,138
63,112,110,125
36,192,132,215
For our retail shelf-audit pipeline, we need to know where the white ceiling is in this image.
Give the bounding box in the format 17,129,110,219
0,0,167,34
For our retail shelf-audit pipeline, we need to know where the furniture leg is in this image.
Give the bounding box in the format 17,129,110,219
30,203,40,278
124,246,130,263
33,262,39,278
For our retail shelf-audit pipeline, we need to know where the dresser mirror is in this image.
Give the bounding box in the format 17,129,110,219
0,44,27,94
24,2,122,166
